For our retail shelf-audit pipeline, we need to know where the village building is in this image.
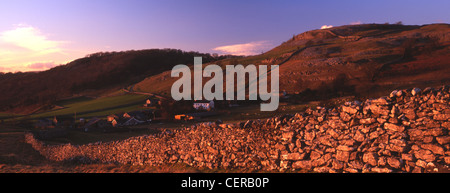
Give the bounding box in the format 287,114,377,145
193,100,214,111
143,98,159,107
107,114,126,127
107,114,119,122
106,111,150,127
110,119,119,127
123,111,148,121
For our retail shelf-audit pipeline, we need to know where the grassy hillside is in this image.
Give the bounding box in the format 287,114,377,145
23,94,150,120
0,112,17,120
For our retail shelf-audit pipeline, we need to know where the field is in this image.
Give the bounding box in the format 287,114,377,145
4,94,151,121
0,112,17,120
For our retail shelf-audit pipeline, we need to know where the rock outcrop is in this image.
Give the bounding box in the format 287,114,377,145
26,85,450,173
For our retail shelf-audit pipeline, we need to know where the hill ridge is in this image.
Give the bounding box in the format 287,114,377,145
132,23,450,102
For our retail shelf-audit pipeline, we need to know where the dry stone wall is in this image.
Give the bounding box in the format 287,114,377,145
26,86,450,173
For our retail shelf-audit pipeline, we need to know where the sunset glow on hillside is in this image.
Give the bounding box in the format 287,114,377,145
0,0,449,72
1,0,450,177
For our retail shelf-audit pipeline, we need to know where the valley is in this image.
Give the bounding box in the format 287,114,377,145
1,23,450,173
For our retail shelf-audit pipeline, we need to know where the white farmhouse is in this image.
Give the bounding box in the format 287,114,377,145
193,100,214,111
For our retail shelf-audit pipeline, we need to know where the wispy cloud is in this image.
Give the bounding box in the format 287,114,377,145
350,21,362,25
320,25,333,29
0,66,11,72
27,61,60,70
212,41,272,56
0,24,70,72
0,24,66,53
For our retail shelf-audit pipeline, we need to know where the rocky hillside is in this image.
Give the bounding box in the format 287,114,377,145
277,24,450,96
132,23,450,101
26,85,450,173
